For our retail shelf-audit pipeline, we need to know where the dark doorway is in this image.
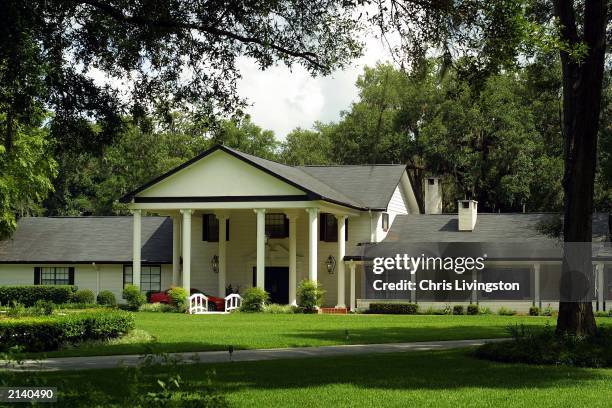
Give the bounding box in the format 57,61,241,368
252,267,289,304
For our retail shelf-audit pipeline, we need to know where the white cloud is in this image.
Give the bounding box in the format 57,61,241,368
237,34,393,139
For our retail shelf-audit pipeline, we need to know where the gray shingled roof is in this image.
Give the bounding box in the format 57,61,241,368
347,213,611,260
298,165,407,210
0,217,172,263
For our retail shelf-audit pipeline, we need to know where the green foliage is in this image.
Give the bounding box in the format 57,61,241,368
263,304,297,314
0,285,76,307
542,305,554,316
240,287,269,312
97,290,117,307
467,304,479,315
479,307,493,315
0,115,57,237
122,285,146,311
476,325,612,368
297,280,325,313
0,310,134,352
452,305,465,315
73,289,95,304
498,307,517,316
529,306,541,316
139,303,177,313
369,303,418,315
168,287,189,312
280,124,334,165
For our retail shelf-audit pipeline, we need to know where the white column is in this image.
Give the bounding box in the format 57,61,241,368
533,263,541,308
349,261,356,312
181,209,192,292
172,214,181,286
217,212,228,297
336,215,347,308
132,209,142,289
287,212,298,306
306,208,319,282
254,209,266,289
596,263,604,311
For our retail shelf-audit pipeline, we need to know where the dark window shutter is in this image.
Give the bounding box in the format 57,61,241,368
320,214,326,241
226,219,230,241
34,267,41,285
202,214,209,241
345,218,349,241
68,267,75,285
284,217,289,238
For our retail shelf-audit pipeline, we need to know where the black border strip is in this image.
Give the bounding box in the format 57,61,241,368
134,195,312,203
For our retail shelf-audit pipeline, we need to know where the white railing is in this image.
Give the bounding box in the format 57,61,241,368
189,293,209,314
224,294,242,311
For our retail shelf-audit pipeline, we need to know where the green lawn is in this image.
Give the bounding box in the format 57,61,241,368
27,313,574,358
5,349,611,407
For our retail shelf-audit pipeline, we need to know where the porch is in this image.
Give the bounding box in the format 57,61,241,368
130,204,360,310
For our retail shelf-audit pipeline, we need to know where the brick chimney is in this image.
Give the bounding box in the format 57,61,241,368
424,177,442,214
458,200,478,231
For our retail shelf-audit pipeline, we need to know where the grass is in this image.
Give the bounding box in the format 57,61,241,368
20,313,574,358
4,349,611,407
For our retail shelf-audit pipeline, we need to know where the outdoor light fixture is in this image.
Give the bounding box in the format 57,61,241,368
211,255,219,274
326,255,336,274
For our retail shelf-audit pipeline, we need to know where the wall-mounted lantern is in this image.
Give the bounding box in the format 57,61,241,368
326,255,336,274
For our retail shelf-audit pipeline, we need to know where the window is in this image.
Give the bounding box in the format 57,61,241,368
382,213,390,232
35,267,73,285
265,213,289,238
428,178,436,185
202,214,229,242
319,213,348,242
462,201,470,209
123,265,161,293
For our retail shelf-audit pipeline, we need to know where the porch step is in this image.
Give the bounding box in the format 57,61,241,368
319,307,348,314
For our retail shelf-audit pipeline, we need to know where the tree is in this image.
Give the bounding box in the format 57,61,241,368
553,0,608,336
280,125,333,166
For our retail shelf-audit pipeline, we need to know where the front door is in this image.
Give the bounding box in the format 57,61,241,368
252,267,289,304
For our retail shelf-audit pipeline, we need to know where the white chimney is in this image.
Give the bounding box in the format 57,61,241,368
458,200,478,231
424,177,442,214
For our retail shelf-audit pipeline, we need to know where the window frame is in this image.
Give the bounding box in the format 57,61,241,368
319,213,348,242
123,264,162,293
35,266,73,286
382,213,390,232
265,213,289,239
202,214,229,242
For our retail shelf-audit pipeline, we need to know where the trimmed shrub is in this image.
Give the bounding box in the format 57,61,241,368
73,289,95,304
467,304,479,315
96,290,117,306
240,287,269,312
479,306,493,315
122,285,146,311
263,304,297,314
452,305,464,315
297,280,325,313
0,285,76,306
139,302,176,313
529,306,540,316
33,300,55,316
168,287,189,312
0,310,135,352
498,307,517,316
542,305,554,316
595,310,612,318
369,303,418,315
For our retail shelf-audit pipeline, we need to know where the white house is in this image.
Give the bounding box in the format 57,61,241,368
0,145,610,312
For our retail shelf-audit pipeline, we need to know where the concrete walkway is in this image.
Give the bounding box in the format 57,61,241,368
1,338,506,372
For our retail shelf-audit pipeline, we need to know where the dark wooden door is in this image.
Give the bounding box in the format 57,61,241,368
252,267,289,304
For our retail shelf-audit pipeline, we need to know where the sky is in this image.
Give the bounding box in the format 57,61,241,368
236,35,393,140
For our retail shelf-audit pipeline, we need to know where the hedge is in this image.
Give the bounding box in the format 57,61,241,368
368,303,418,315
0,310,135,352
0,285,77,307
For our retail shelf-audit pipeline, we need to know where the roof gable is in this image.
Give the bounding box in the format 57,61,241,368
136,149,305,199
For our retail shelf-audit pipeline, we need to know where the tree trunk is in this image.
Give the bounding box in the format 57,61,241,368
554,0,607,336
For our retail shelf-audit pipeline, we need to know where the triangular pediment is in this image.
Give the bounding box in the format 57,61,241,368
135,149,306,199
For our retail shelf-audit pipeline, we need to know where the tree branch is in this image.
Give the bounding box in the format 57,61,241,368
77,0,326,70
